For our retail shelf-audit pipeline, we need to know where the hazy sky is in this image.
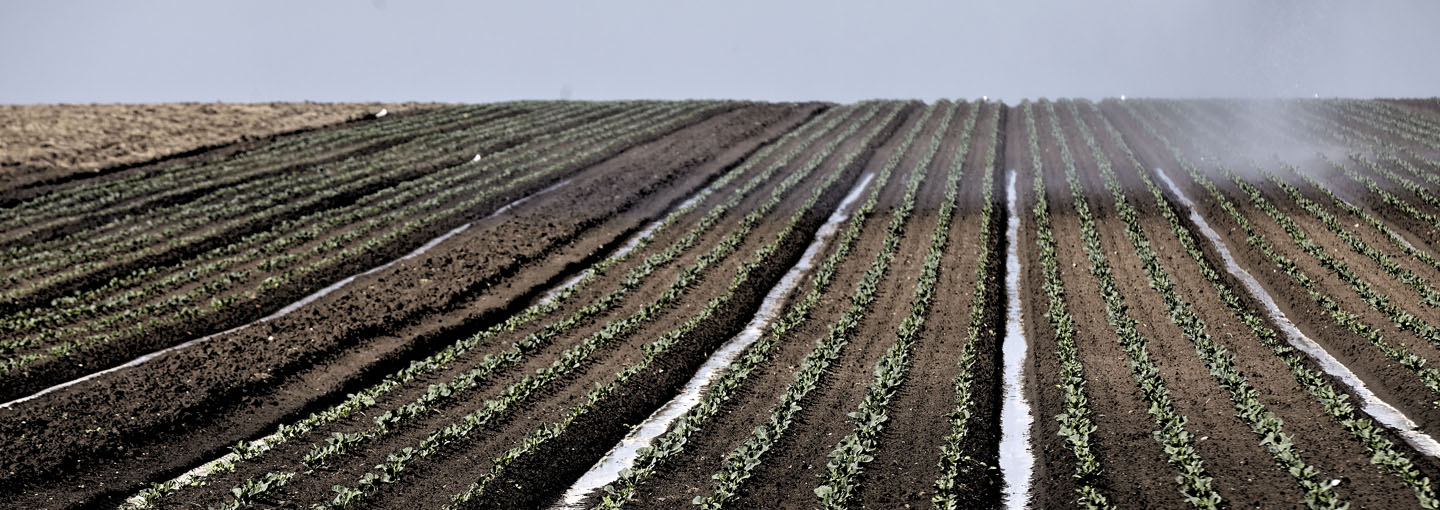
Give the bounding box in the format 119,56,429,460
2,0,1437,103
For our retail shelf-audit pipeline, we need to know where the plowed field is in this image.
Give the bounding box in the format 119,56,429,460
5,98,1440,509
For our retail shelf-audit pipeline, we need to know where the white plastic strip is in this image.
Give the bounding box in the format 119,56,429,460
1000,169,1035,510
2,179,574,411
1155,167,1440,457
549,173,876,509
120,177,735,508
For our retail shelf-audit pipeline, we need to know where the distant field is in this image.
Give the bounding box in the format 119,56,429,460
4,98,1440,509
0,102,432,191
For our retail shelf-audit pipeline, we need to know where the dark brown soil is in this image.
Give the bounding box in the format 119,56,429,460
1030,104,1197,510
724,103,960,510
0,102,819,509
601,102,918,509
0,103,722,402
1099,98,1440,504
9,98,1440,510
1078,103,1420,510
252,102,880,510
851,101,1006,509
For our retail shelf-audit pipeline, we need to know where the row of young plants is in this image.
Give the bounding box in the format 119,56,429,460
11,102,635,228
813,100,969,508
0,104,484,223
0,104,714,358
0,103,642,360
680,102,934,510
0,102,615,316
1287,168,1440,278
1349,99,1440,136
1107,100,1440,508
288,102,862,474
1042,101,1221,509
1324,99,1440,189
0,103,582,282
370,102,912,510
1330,100,1440,161
930,103,1001,510
0,105,512,284
1283,105,1440,226
0,104,509,250
1379,153,1440,203
0,104,501,234
1345,151,1440,216
1230,172,1440,379
0,104,598,336
1265,167,1440,307
0,102,633,307
1021,101,1113,510
1066,100,1343,509
0,102,727,376
593,101,984,510
1367,100,1440,140
1221,101,1440,254
125,101,846,510
1121,100,1440,405
214,102,900,510
0,107,609,341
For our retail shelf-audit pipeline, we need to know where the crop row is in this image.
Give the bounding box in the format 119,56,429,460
0,104,502,234
219,102,900,509
0,104,596,336
1109,99,1439,508
1266,166,1440,307
128,102,852,509
0,102,628,301
1022,101,1112,509
814,100,968,508
1286,168,1440,278
1282,105,1440,225
2,103,677,369
0,104,510,247
1066,100,1341,508
593,102,971,509
931,102,1001,509
1376,154,1440,205
0,103,583,283
681,102,932,510
1329,100,1440,160
1042,100,1220,508
1349,153,1440,219
418,101,910,510
0,102,624,331
289,102,859,475
1,102,723,376
1228,173,1440,399
1122,100,1440,406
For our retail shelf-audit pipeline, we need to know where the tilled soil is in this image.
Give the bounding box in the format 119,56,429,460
0,102,815,508
0,104,687,400
9,98,1440,510
0,102,432,193
614,102,925,509
851,101,1005,509
1101,98,1440,504
1078,104,1419,509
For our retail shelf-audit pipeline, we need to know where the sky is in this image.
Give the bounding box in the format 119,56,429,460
2,0,1437,104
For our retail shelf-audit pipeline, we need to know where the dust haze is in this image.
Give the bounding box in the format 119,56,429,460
1,0,1436,103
